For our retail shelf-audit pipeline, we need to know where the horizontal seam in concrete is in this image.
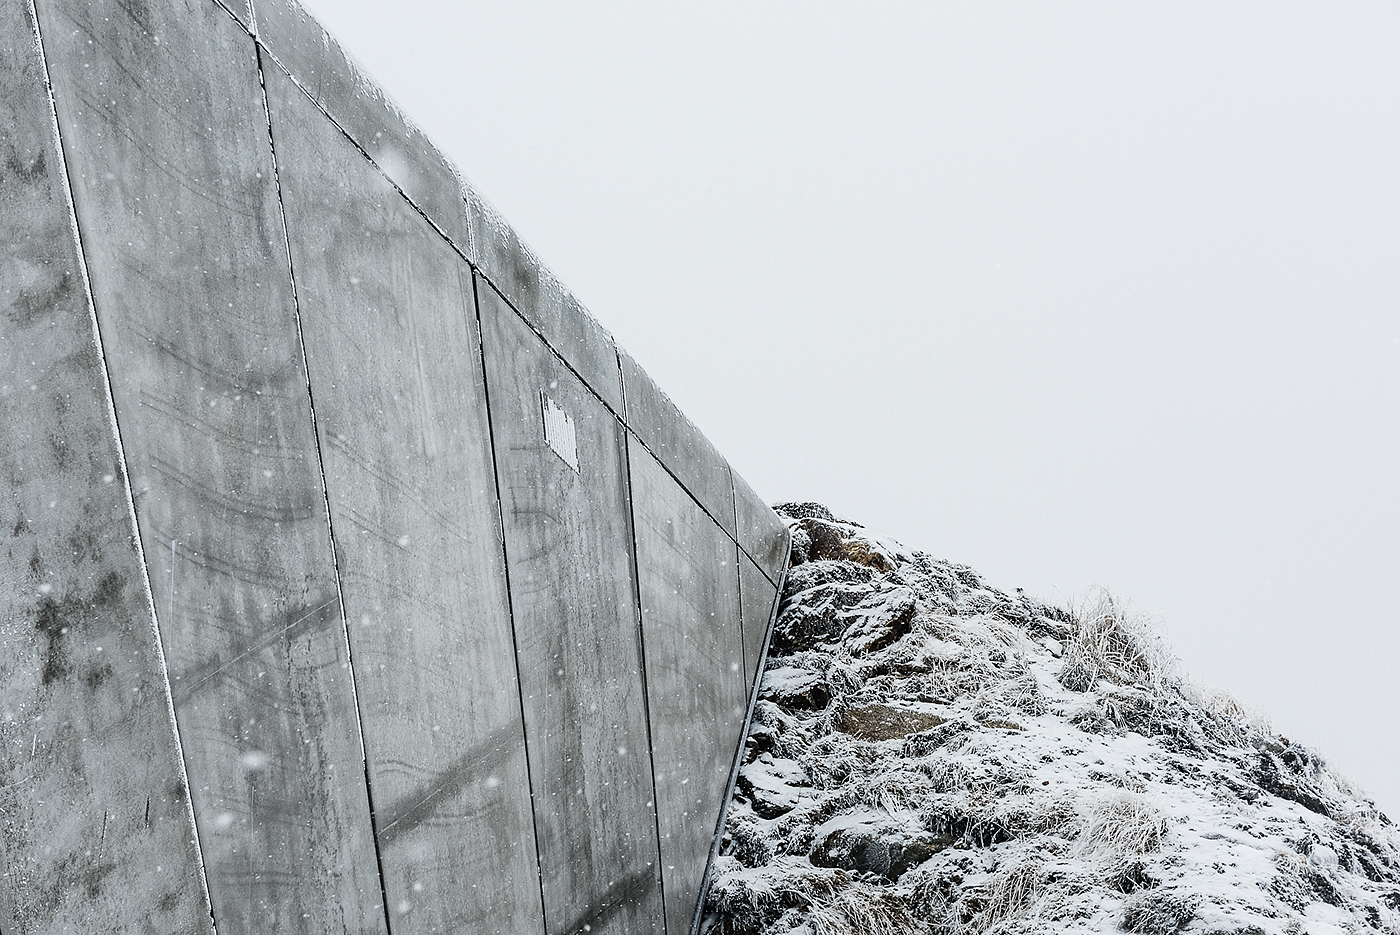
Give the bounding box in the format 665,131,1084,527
689,530,793,935
29,0,219,928
255,38,395,935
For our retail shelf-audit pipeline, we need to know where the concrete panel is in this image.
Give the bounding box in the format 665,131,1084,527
732,470,789,587
35,0,385,931
628,441,747,935
477,276,663,935
251,0,469,249
738,551,780,694
466,186,625,412
619,350,736,539
0,4,211,930
212,0,252,31
265,64,543,935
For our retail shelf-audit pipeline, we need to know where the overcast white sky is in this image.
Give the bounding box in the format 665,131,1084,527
292,1,1400,816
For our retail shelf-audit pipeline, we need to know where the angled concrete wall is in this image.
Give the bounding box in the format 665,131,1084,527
1,0,789,933
0,3,210,929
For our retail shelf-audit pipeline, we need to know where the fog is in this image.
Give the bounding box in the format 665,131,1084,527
292,0,1400,815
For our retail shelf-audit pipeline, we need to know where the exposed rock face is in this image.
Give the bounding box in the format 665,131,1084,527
703,505,1400,935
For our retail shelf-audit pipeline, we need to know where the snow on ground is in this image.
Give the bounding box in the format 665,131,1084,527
702,504,1400,935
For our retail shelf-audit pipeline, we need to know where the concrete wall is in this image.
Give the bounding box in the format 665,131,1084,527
0,0,788,933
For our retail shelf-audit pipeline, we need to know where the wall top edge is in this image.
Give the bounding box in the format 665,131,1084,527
462,183,619,350
237,0,786,563
242,0,616,345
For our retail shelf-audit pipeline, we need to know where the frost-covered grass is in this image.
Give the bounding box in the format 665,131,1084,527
1077,794,1169,860
702,503,1400,935
1057,591,1175,695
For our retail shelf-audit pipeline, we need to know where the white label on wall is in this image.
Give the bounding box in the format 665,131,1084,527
541,391,580,473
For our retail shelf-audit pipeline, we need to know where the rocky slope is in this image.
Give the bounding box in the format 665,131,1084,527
702,504,1400,935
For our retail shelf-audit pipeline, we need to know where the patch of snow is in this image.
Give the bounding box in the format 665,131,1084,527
703,502,1400,935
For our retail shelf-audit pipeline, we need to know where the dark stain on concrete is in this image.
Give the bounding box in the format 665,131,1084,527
32,571,125,685
83,859,118,899
34,595,73,685
3,148,47,182
115,0,156,39
552,866,658,935
373,720,521,848
48,432,74,470
6,267,74,329
168,592,342,704
93,569,124,606
66,525,103,565
84,663,115,691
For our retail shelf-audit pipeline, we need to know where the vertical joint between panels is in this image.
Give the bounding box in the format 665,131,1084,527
252,42,394,934
620,432,672,935
27,0,220,930
469,273,550,935
253,41,463,263
614,344,629,424
727,468,749,575
690,533,793,935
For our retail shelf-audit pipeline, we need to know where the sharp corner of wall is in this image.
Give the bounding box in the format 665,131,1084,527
1,0,788,932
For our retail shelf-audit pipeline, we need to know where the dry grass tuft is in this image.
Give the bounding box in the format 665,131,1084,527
979,859,1043,932
1058,590,1176,694
1077,793,1169,859
860,765,936,815
807,883,928,935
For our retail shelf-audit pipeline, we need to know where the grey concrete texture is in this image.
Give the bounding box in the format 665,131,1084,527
628,440,749,935
266,62,543,934
476,275,666,935
5,0,788,928
732,469,790,588
34,0,385,930
466,186,626,413
619,349,737,540
0,4,212,930
250,0,470,250
212,0,252,30
738,551,780,696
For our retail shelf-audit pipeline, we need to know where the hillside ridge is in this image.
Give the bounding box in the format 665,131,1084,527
703,504,1400,935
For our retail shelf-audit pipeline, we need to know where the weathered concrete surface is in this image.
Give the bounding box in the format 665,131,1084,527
266,62,543,935
10,0,789,929
477,277,664,935
212,0,252,30
466,188,626,412
738,551,780,695
251,0,469,250
34,0,384,930
620,350,736,539
0,4,212,930
732,471,788,588
628,441,747,935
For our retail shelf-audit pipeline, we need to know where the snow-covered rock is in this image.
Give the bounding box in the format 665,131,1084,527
703,503,1400,935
